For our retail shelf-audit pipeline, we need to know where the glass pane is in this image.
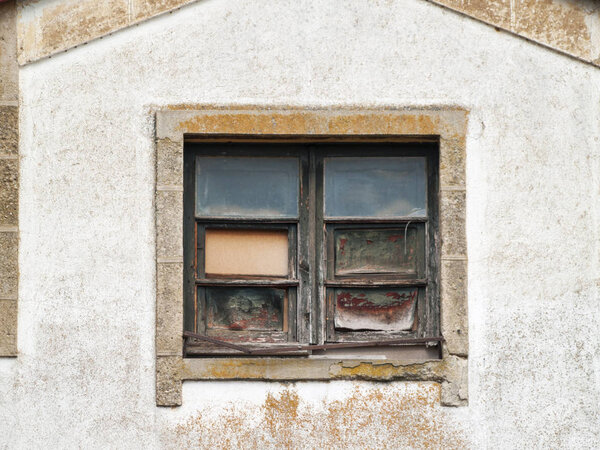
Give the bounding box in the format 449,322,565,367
325,157,426,218
334,226,424,277
205,229,289,277
206,287,287,331
196,157,299,217
334,288,418,331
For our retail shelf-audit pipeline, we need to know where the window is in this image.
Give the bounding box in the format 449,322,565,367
154,107,468,407
182,143,440,355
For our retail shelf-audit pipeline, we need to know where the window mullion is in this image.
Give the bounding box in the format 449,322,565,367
312,147,325,344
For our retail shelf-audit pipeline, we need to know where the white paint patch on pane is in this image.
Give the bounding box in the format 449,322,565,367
334,288,418,331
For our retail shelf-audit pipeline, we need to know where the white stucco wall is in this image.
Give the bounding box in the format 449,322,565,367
1,0,599,447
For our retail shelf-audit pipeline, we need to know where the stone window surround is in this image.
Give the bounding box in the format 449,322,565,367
0,104,19,358
155,106,468,407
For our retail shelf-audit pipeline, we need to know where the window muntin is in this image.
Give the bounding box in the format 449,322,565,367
184,143,438,354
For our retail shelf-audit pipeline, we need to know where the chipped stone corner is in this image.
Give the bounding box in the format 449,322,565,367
440,353,468,407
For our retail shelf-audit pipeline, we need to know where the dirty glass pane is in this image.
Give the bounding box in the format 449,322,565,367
196,157,299,217
334,288,418,331
205,229,289,277
324,157,426,217
335,226,424,276
206,287,287,331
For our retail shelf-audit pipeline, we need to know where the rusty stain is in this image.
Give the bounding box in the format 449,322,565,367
166,384,468,448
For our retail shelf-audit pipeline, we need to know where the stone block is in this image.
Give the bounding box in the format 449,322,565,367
0,299,17,356
156,190,183,259
156,355,182,406
156,139,183,187
441,259,468,356
440,354,468,406
440,190,467,258
0,2,18,102
440,136,466,188
0,231,17,299
0,159,18,225
156,262,183,355
0,106,18,156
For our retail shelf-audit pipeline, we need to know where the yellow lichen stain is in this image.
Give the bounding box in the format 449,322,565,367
163,383,468,449
202,359,248,379
327,113,438,136
173,108,467,139
176,112,324,135
332,360,449,382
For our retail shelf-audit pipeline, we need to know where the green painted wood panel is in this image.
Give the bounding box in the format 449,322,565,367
334,226,424,276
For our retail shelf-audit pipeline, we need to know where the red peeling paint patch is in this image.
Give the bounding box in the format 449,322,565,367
335,289,418,329
339,238,347,255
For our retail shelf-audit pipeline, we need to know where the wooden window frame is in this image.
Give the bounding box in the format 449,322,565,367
185,145,307,351
154,106,468,408
315,145,438,345
184,144,438,353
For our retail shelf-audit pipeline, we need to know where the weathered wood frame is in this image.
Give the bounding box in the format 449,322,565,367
155,106,468,407
184,145,306,349
314,144,437,344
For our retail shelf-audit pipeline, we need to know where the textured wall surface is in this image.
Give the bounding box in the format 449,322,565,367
2,0,600,447
16,0,600,66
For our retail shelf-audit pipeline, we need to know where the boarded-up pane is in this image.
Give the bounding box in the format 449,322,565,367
196,157,299,217
335,227,423,276
206,287,287,331
324,157,426,218
205,229,288,277
334,288,418,331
